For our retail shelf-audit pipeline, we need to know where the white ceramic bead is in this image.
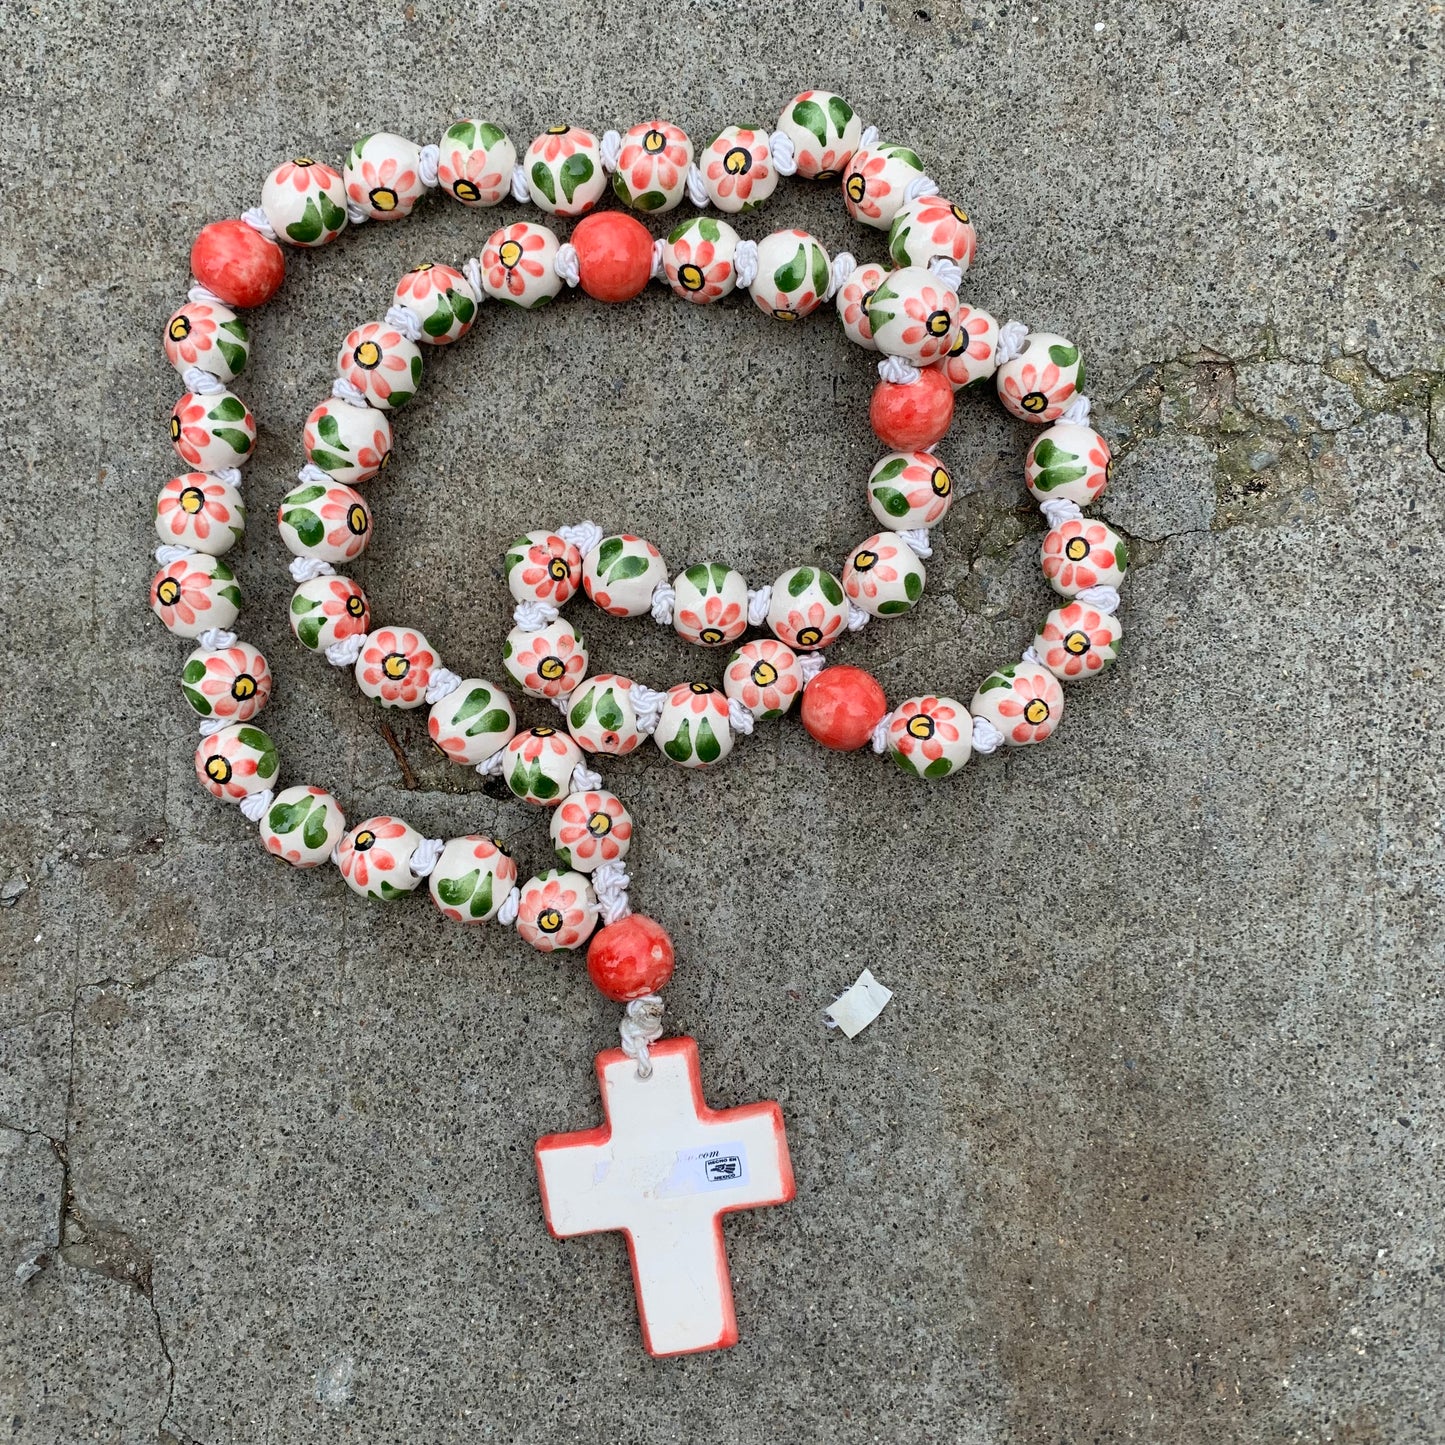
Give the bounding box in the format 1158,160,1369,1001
1025,423,1113,506
277,479,371,563
766,566,848,651
337,323,422,410
194,722,278,803
885,696,973,779
834,260,887,350
181,640,271,724
344,133,429,221
653,683,734,768
1033,601,1123,681
169,389,255,472
842,142,925,229
866,266,960,365
550,789,633,871
866,450,955,531
155,472,245,555
612,120,694,212
436,119,516,207
163,300,248,381
303,397,392,485
427,679,516,765
749,229,830,321
565,674,647,756
582,534,668,617
336,816,426,900
149,553,240,639
259,786,346,868
843,533,926,617
501,725,584,806
887,194,978,273
1040,517,1130,597
970,662,1065,747
288,575,370,653
428,836,518,922
672,564,749,647
505,530,582,606
775,90,862,180
503,618,589,700
660,216,741,304
392,264,479,346
261,158,348,246
353,626,438,710
940,304,1000,391
480,222,563,308
515,869,599,952
524,126,607,216
699,126,778,212
996,332,1085,423
723,639,804,719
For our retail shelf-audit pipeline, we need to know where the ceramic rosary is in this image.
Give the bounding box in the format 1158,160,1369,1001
148,92,1130,1357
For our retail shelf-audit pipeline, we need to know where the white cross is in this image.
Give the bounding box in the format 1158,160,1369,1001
535,1036,794,1357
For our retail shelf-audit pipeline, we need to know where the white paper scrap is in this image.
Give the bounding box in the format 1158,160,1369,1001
824,969,893,1039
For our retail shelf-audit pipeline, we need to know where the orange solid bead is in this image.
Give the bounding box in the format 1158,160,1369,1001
800,665,889,752
587,914,676,1002
190,219,286,309
869,364,955,451
570,211,655,303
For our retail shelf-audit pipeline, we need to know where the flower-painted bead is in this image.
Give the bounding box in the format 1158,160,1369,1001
428,679,516,765
524,125,606,216
888,194,977,273
194,723,278,803
353,626,437,709
582,534,668,618
505,531,582,607
336,816,426,900
661,216,740,304
750,229,830,321
700,126,777,212
303,397,392,485
1025,423,1112,506
550,789,633,871
843,533,926,617
392,264,479,346
259,786,346,867
653,683,734,768
800,665,887,752
289,575,370,653
155,472,245,555
190,219,285,307
277,480,371,563
337,323,422,410
941,305,999,391
835,260,887,350
870,365,954,451
261,158,348,247
842,143,925,229
164,300,249,382
428,836,518,922
169,390,255,471
480,221,563,308
724,639,804,719
565,674,646,755
866,266,960,365
996,332,1083,423
1041,518,1128,597
503,619,588,700
766,566,848,651
1033,602,1123,681
970,662,1064,747
672,564,749,647
150,553,241,639
587,915,675,1002
181,640,271,723
436,119,515,207
516,869,599,952
612,120,693,212
866,450,954,531
501,726,583,806
775,90,861,180
886,695,972,779
344,133,428,221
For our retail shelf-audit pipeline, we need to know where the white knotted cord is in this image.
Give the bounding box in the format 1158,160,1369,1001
600,129,622,172
512,599,559,630
288,557,335,583
497,885,521,926
240,207,277,242
631,682,667,736
1040,498,1084,529
620,994,665,1079
332,376,370,408
878,355,921,385
649,581,675,626
187,282,224,306
570,762,604,795
686,163,709,207
827,251,855,301
995,319,1029,365
846,602,870,633
182,366,226,395
928,255,963,291
558,519,604,559
746,586,772,627
650,238,666,281
345,199,371,226
510,164,530,202
384,304,424,342
209,466,242,485
476,747,508,777
408,836,445,877
904,174,939,202
1062,394,1093,425
870,712,894,754
197,717,228,738
425,668,462,705
972,716,1005,754
325,634,364,668
733,239,760,289
296,462,332,487
859,125,880,149
727,696,755,736
593,859,633,925
196,627,236,652
1022,645,1046,668
769,130,797,176
154,544,193,567
238,787,274,823
898,529,933,559
798,652,827,683
553,243,581,287
418,144,440,188
1077,585,1121,615
462,256,485,297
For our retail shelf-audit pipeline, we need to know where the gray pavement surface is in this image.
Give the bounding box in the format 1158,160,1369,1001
2,1,1443,1440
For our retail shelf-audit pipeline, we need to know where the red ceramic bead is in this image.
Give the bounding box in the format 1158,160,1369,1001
869,364,954,451
190,219,286,309
587,914,676,1002
801,665,888,752
570,211,655,303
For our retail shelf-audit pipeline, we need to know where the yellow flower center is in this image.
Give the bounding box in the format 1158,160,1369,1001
169,315,191,341
1105,458,1115,484
815,168,839,181
539,657,565,680
926,308,952,336
232,674,256,699
537,907,564,933
846,173,866,202
1064,630,1090,655
1024,698,1050,725
453,179,479,202
205,756,231,783
907,715,935,739
689,682,714,694
723,146,751,175
751,661,778,687
1065,537,1089,561
773,308,798,322
414,262,433,272
347,504,368,534
545,557,568,581
347,595,365,616
931,467,951,496
156,578,180,605
498,238,523,269
354,340,382,369
797,627,822,647
533,725,556,737
293,156,315,166
948,328,966,356
169,417,182,440
179,486,205,514
354,829,375,850
587,811,612,837
678,263,705,292
644,129,665,153
700,627,724,644
1022,391,1048,413
369,186,398,211
382,653,409,680
546,124,569,135
951,203,969,224
853,550,877,571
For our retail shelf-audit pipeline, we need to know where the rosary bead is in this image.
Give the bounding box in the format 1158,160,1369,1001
260,159,347,246
570,211,654,303
259,786,346,867
672,564,749,647
700,125,778,212
775,91,862,180
587,914,675,1002
436,119,516,207
428,679,516,765
842,142,925,230
169,389,255,471
835,260,887,350
392,264,478,345
505,531,583,607
1033,601,1123,680
940,304,1000,391
996,332,1084,423
843,532,926,617
480,221,563,308
164,299,249,382
867,266,961,366
344,133,428,220
750,229,831,321
428,836,518,922
194,722,278,803
582,534,668,617
278,479,371,563
866,450,954,531
653,683,734,768
155,471,245,555
337,323,422,409
724,639,804,719
150,553,240,638
501,726,584,805
516,869,599,952
336,816,426,900
523,125,607,216
884,695,973,779
800,665,887,752
869,365,954,452
888,194,977,273
1025,422,1113,507
766,567,848,651
503,618,589,700
304,397,392,485
353,626,438,709
551,788,633,871
660,216,740,304
289,575,369,653
182,640,271,724
565,674,647,755
970,661,1064,747
611,119,693,212
1041,517,1129,597
190,219,285,308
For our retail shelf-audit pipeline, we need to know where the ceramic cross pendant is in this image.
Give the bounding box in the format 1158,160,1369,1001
535,1036,794,1357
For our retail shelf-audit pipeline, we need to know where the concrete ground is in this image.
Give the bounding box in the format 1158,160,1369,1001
3,1,1442,1440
